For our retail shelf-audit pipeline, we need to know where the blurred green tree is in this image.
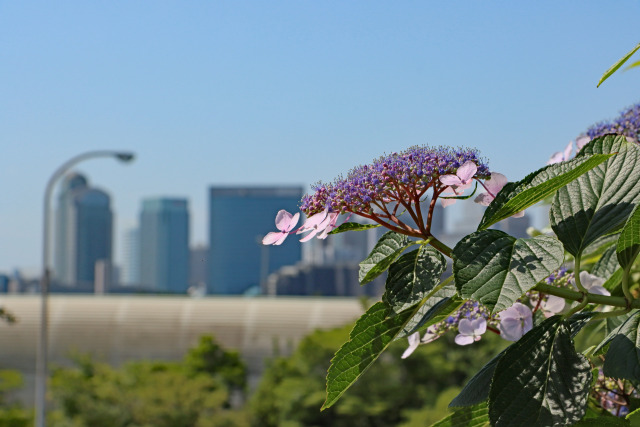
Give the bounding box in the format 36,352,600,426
249,324,507,427
49,335,248,427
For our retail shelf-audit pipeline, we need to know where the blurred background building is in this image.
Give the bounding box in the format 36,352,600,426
53,173,113,290
208,186,303,295
139,198,190,293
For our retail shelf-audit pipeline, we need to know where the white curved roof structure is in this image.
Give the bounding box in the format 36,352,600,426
0,295,364,403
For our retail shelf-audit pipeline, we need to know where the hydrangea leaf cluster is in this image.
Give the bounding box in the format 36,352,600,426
263,127,640,424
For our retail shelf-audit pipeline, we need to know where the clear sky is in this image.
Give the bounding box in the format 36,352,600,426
2,1,640,274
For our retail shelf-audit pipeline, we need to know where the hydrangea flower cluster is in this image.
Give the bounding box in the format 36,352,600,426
584,102,640,144
402,299,537,357
592,370,639,417
549,102,640,165
300,146,490,218
264,146,503,245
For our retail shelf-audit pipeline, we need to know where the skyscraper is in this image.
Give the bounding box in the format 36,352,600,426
54,173,113,288
120,227,140,286
208,186,303,295
139,198,190,293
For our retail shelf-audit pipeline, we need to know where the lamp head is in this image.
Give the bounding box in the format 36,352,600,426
115,152,135,163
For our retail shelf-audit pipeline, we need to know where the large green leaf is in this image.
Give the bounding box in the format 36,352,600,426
597,41,640,87
489,316,591,426
358,231,412,285
575,417,629,426
450,312,594,409
478,154,612,230
453,230,564,314
550,135,640,257
592,245,621,278
595,310,640,382
321,301,416,410
432,403,490,427
329,221,380,235
450,348,507,408
382,246,446,314
617,204,640,269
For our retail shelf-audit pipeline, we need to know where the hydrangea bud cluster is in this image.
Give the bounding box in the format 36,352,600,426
584,102,640,143
592,369,638,417
299,146,490,237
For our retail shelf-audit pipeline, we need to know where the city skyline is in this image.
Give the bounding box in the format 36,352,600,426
3,2,640,273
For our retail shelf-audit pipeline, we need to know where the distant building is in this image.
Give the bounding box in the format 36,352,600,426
139,198,190,293
208,186,303,295
53,173,113,288
189,245,208,289
265,262,385,297
120,227,141,286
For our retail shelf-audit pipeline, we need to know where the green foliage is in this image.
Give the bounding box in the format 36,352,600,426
551,135,640,257
359,231,413,285
432,403,489,427
452,230,564,314
478,153,612,230
597,41,640,87
329,222,381,234
382,245,446,314
251,324,506,427
49,335,248,427
617,204,640,269
398,285,463,338
595,311,640,382
489,316,591,426
0,370,31,427
322,302,417,410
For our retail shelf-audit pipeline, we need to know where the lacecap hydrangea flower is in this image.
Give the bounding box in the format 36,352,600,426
264,145,509,244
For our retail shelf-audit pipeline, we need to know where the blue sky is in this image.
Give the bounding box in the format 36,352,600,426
2,1,640,273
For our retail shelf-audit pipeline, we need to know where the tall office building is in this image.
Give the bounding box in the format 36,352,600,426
208,186,303,295
54,173,113,288
120,227,140,286
139,198,190,293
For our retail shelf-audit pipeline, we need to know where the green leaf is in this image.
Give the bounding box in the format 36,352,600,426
597,41,640,87
478,154,612,230
627,407,640,423
382,246,446,314
596,310,638,354
358,231,412,285
450,348,508,408
625,60,640,71
617,204,640,269
398,288,464,338
432,403,490,427
550,135,640,257
489,316,591,426
592,245,621,279
597,310,640,382
321,302,416,410
574,416,630,426
328,221,380,235
453,230,564,314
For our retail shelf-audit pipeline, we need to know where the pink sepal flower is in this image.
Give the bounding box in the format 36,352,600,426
454,318,486,346
439,161,477,207
547,141,573,165
262,210,300,245
576,135,590,151
498,302,532,341
474,172,508,206
474,172,525,218
401,332,420,359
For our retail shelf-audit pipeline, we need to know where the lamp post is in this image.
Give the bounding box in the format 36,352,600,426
35,150,135,427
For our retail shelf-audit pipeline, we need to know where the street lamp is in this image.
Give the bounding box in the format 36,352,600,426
35,150,135,427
